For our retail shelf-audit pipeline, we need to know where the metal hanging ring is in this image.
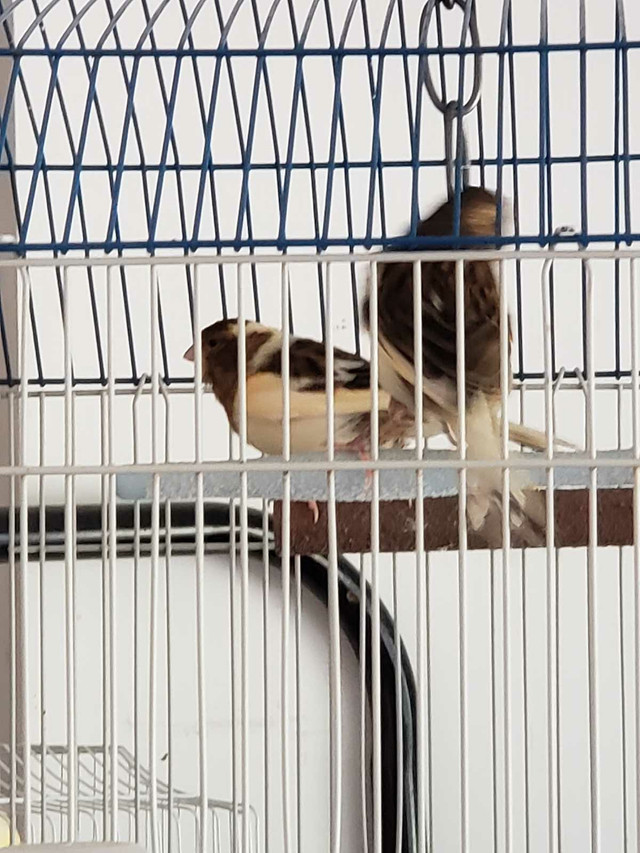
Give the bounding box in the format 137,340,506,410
418,0,483,117
444,100,470,196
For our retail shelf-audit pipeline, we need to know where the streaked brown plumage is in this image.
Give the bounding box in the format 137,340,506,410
184,318,413,458
363,187,564,546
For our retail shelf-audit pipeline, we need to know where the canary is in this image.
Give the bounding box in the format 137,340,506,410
184,318,414,522
363,187,568,546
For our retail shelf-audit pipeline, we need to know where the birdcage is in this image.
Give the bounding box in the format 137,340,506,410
0,0,639,851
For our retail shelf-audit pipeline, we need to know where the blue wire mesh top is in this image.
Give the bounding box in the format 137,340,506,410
0,0,638,254
0,0,639,389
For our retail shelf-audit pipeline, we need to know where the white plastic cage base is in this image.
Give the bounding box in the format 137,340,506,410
0,745,259,852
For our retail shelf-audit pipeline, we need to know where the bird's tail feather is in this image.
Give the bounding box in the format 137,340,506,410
507,420,575,452
459,394,547,548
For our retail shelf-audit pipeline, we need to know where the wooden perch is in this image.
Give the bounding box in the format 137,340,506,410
273,488,634,555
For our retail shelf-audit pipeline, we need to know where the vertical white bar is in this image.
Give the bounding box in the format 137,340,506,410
18,268,31,842
149,264,160,853
100,383,109,834
489,551,499,852
325,262,342,853
550,377,562,853
392,553,403,853
631,258,640,853
8,390,17,843
294,554,303,853
230,492,239,853
237,264,250,853
194,263,203,466
237,262,248,461
132,386,144,845
229,281,239,853
193,263,209,853
615,383,628,853
498,257,513,853
542,261,560,853
0,255,17,831
106,264,118,841
521,550,531,850
455,258,468,853
62,265,77,842
426,548,433,853
358,554,369,853
38,393,47,842
280,261,292,853
411,258,426,853
164,499,174,853
0,86,15,780
585,262,600,853
542,258,558,853
261,499,271,853
498,259,510,538
368,261,382,853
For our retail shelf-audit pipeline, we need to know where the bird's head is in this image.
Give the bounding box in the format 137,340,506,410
184,318,275,410
184,317,243,394
456,186,508,239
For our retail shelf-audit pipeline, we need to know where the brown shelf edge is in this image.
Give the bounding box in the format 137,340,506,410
273,488,633,555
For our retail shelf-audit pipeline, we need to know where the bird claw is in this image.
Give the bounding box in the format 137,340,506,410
355,445,374,491
363,466,374,491
336,439,374,489
306,500,320,525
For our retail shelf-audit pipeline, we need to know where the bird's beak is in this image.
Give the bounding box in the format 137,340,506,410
183,344,195,362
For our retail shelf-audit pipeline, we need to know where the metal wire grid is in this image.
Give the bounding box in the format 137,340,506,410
0,248,639,852
0,247,634,475
0,0,639,388
0,0,635,252
0,494,417,853
0,744,261,851
2,248,640,409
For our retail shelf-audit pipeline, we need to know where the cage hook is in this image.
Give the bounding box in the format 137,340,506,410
574,367,594,451
418,0,483,116
574,367,589,397
552,366,566,398
132,373,149,466
443,100,470,196
159,378,171,463
418,0,482,199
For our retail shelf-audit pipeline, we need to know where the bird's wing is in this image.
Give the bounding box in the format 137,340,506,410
244,372,390,422
251,335,389,412
376,258,509,406
259,336,373,390
369,188,513,409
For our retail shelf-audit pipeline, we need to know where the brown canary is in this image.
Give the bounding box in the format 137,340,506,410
363,187,570,546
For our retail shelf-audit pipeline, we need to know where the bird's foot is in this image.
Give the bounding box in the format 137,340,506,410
306,500,320,525
359,447,375,491
388,397,411,419
336,438,374,490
